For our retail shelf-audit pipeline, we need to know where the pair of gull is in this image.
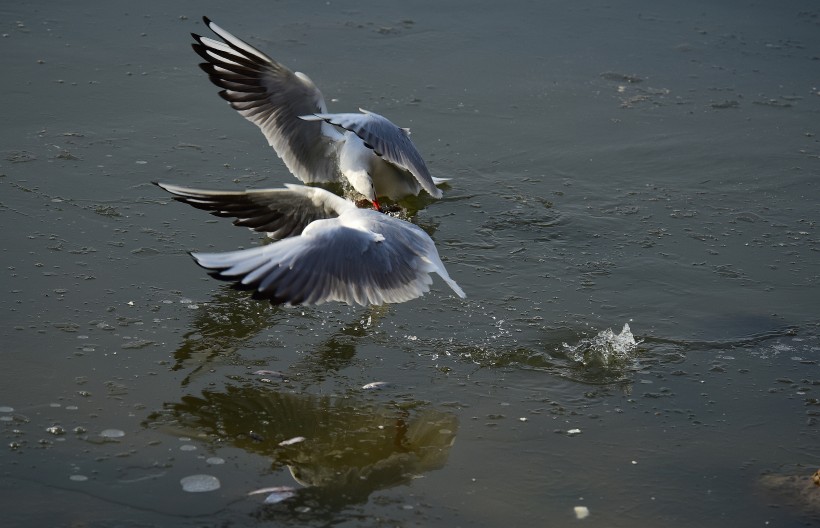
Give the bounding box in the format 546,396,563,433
157,17,464,307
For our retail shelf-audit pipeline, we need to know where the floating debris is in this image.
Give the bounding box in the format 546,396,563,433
249,486,297,504
362,381,390,390
99,428,125,439
567,428,582,436
600,71,643,83
180,474,221,493
278,436,305,447
711,100,740,109
574,505,590,519
45,425,66,436
253,370,284,378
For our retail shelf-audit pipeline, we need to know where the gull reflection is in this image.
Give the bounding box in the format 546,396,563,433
148,386,458,509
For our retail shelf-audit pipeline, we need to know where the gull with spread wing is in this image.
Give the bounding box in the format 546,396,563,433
155,182,465,306
191,17,447,210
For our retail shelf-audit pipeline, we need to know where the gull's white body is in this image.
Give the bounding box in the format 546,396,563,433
192,17,447,207
155,182,464,306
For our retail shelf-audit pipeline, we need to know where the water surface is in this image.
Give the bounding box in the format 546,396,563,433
2,1,819,526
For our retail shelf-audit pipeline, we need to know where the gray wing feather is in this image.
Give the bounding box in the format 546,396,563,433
305,110,443,198
192,17,342,183
190,209,464,306
154,182,351,239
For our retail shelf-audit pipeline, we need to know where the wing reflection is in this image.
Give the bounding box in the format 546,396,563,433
170,288,389,387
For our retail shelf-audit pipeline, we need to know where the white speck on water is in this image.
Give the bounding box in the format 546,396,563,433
180,474,220,493
0,406,14,413
278,436,305,446
180,444,197,451
567,428,582,436
574,505,590,519
99,428,125,439
362,381,390,390
49,403,61,408
206,457,225,465
135,160,147,164
70,474,89,482
519,417,528,422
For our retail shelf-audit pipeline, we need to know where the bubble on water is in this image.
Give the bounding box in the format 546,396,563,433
180,474,220,493
99,429,125,439
180,444,197,451
70,474,88,482
46,425,66,435
206,457,225,465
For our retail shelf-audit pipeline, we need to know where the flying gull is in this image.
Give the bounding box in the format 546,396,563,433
191,17,448,210
155,182,465,306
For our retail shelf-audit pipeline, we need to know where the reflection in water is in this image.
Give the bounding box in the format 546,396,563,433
171,288,392,386
171,289,284,385
146,386,457,512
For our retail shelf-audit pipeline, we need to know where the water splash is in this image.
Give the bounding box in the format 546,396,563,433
562,323,639,368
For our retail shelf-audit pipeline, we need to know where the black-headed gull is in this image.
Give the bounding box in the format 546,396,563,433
155,182,465,306
191,17,447,210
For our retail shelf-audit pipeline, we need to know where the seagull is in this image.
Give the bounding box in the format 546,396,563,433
155,182,465,306
191,16,447,210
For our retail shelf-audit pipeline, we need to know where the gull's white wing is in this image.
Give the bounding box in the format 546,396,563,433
302,110,443,199
155,182,352,239
191,209,465,306
192,17,343,183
